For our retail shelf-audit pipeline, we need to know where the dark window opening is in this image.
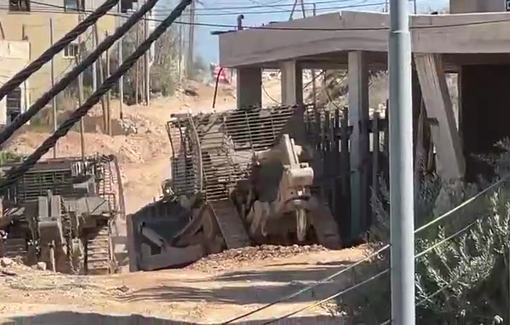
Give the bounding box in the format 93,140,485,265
9,0,31,12
6,87,21,125
63,43,79,58
64,0,85,12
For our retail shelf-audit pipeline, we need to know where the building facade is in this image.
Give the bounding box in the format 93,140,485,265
0,0,117,124
0,39,30,126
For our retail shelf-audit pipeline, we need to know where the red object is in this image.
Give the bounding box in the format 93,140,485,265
213,66,229,84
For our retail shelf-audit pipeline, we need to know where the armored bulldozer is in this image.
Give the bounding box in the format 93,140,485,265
127,105,341,272
0,154,125,275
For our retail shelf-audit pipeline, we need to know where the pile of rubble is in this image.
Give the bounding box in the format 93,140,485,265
187,244,328,273
1,257,47,274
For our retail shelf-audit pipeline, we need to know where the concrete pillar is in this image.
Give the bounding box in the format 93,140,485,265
348,51,369,240
280,60,303,106
236,67,262,108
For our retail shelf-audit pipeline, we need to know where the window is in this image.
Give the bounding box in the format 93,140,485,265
63,43,79,59
9,0,30,12
6,87,21,125
64,0,85,12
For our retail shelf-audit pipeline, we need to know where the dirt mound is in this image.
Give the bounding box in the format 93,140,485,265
187,244,328,273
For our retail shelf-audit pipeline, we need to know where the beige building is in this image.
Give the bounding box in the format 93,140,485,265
0,39,30,126
0,0,117,122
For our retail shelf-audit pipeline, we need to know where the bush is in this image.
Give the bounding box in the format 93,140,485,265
337,141,510,324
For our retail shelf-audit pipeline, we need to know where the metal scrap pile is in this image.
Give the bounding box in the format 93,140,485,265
186,244,328,273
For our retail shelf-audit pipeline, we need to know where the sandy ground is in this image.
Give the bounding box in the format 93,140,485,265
0,246,365,323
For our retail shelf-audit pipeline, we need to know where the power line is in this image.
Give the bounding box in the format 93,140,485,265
154,1,397,15
0,0,192,191
14,3,510,32
0,0,121,103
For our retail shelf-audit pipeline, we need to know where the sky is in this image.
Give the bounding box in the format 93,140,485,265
157,0,449,64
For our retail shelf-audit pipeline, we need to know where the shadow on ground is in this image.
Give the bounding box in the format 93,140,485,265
122,261,356,305
1,311,341,324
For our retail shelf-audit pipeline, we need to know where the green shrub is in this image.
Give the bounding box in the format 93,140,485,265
337,142,510,324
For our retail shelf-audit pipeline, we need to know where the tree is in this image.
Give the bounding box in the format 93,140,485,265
108,23,180,104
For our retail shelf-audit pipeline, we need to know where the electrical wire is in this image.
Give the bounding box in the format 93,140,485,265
262,83,280,104
0,0,120,103
152,1,401,16
0,0,193,192
221,174,510,323
0,0,162,147
15,1,510,32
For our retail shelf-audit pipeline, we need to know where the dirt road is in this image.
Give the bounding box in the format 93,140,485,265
0,246,365,323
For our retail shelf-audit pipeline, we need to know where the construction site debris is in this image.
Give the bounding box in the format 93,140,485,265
187,244,328,273
1,257,13,267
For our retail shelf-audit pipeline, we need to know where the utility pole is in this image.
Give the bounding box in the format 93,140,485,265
77,10,86,158
49,18,57,158
186,0,195,80
105,31,112,136
311,3,317,107
144,0,151,106
93,24,108,133
118,3,124,119
177,16,183,82
92,0,97,91
389,0,415,325
384,0,389,12
413,0,417,14
135,21,140,105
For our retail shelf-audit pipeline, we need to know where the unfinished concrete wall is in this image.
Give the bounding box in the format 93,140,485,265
0,40,30,126
450,0,507,13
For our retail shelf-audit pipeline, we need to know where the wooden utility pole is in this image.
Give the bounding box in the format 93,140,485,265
50,18,57,158
92,0,97,91
311,4,317,107
117,3,124,119
93,24,108,133
135,21,140,105
144,0,150,106
77,11,86,158
186,0,195,80
105,31,112,136
177,16,183,81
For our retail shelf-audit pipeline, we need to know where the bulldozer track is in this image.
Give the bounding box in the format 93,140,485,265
3,237,27,262
209,199,250,249
86,226,113,275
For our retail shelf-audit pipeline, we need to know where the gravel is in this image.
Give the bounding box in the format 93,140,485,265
187,244,328,273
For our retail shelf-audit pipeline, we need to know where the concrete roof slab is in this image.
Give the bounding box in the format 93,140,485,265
219,11,510,68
